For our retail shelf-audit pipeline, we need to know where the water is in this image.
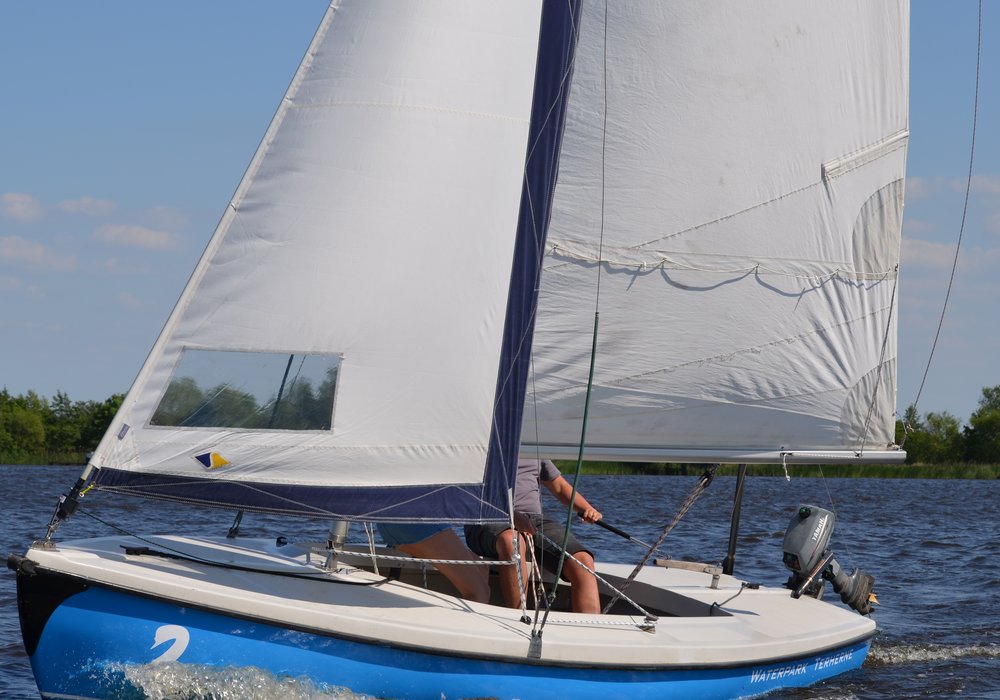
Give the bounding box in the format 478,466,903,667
3,465,999,698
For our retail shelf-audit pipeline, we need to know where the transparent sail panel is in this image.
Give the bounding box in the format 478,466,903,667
150,350,341,431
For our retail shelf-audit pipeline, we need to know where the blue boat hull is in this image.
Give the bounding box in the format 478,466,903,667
16,568,871,700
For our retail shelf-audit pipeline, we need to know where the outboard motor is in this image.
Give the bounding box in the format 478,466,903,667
781,505,877,615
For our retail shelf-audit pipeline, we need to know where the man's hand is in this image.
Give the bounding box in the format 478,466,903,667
578,506,602,524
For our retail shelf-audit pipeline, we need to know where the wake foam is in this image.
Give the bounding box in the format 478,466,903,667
109,661,373,700
869,642,1000,666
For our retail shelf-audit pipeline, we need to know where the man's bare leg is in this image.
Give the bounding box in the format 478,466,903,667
494,529,531,608
562,551,600,614
397,529,489,604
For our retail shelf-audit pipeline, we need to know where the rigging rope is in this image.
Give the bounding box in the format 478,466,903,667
905,0,983,438
602,466,718,613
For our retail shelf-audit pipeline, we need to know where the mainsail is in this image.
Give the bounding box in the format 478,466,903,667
524,1,909,463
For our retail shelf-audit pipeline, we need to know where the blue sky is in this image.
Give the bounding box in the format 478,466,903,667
1,2,997,426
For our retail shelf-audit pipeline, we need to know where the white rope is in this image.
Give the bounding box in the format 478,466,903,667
539,616,655,629
510,507,530,618
356,552,512,567
362,523,380,577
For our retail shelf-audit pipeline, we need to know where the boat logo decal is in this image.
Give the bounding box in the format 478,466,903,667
194,451,231,469
749,648,855,684
809,514,829,543
150,624,190,664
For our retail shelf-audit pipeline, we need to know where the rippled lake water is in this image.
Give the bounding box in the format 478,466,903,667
3,465,999,698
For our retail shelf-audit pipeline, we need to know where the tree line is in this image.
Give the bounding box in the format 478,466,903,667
896,385,1000,465
2,384,999,467
0,389,123,465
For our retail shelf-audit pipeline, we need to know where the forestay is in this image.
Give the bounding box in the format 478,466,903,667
523,1,909,464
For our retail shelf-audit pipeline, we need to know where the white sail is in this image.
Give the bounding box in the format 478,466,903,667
524,1,909,463
91,0,909,521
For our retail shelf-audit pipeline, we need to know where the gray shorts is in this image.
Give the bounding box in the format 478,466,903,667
464,515,592,575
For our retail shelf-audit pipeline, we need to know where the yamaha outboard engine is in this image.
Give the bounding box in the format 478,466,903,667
781,505,877,615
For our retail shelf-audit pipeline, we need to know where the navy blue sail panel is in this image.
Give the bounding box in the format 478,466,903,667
483,0,583,519
93,468,509,521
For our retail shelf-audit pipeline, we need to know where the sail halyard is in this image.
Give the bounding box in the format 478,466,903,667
85,0,582,522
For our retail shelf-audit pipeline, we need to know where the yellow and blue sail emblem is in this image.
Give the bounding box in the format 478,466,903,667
194,452,230,469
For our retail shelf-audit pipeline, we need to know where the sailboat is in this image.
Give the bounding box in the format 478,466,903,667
9,1,909,698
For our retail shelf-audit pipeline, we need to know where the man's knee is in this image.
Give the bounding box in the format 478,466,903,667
564,551,595,578
495,529,522,558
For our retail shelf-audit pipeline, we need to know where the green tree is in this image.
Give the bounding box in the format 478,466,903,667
46,390,83,456
151,377,207,426
78,393,125,451
200,384,260,427
0,404,46,459
269,379,321,430
964,385,1000,464
0,388,124,462
898,404,964,464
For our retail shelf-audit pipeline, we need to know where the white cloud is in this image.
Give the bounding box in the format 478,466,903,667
956,245,1000,273
0,275,21,290
116,291,144,309
97,257,151,275
146,205,189,231
904,175,1000,201
0,235,76,269
1,193,44,222
971,174,1000,196
987,211,1000,235
57,197,116,216
932,174,1000,199
901,238,954,270
902,238,1000,274
93,224,178,250
905,177,931,202
902,218,937,236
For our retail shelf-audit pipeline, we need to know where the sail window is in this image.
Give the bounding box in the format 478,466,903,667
150,349,341,431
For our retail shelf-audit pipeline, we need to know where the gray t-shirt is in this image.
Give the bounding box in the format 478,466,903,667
513,459,561,514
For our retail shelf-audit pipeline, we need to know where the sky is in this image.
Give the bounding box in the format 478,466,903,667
1,2,998,426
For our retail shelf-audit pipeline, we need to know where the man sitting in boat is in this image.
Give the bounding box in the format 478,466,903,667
465,459,602,614
377,523,490,603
